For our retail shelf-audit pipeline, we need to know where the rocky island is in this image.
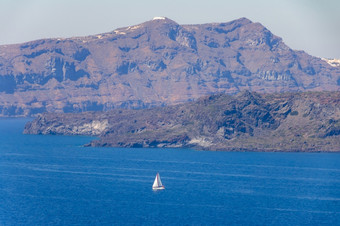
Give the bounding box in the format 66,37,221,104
24,91,340,152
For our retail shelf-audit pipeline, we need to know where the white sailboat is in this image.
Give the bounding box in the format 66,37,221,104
152,173,165,190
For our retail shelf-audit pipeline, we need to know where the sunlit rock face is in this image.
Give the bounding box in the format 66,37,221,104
0,17,339,116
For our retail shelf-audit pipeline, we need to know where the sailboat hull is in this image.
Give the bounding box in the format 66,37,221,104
152,186,165,190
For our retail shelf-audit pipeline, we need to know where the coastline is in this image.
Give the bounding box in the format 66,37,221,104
23,91,340,153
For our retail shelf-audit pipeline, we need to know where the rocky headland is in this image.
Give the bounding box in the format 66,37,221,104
24,91,340,152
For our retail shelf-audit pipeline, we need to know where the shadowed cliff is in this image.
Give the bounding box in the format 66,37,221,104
24,91,340,152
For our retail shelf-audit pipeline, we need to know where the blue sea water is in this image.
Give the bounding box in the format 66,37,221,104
0,118,339,226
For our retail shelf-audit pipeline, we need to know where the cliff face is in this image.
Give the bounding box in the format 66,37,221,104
1,17,339,116
24,91,340,152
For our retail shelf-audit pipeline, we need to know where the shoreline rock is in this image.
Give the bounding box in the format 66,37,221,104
24,91,340,152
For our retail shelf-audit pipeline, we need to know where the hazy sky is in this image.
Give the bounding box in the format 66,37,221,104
0,0,339,59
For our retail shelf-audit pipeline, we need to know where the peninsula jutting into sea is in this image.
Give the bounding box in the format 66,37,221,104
24,91,340,152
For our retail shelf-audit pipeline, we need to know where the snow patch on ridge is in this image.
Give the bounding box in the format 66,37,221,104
153,17,166,20
114,30,126,35
127,25,141,30
322,58,340,67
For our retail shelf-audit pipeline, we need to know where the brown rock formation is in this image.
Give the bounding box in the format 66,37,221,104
24,91,340,152
1,17,339,116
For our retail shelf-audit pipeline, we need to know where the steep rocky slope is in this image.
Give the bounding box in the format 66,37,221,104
1,17,339,116
24,91,340,152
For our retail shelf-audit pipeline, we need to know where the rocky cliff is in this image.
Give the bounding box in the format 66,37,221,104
24,91,340,152
1,17,339,116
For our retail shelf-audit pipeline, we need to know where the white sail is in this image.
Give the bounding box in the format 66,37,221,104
157,173,163,187
152,173,165,190
152,174,159,188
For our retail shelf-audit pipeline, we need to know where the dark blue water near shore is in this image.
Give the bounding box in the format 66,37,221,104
0,119,339,225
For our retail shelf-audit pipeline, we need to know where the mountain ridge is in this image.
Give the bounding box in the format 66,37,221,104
1,17,339,116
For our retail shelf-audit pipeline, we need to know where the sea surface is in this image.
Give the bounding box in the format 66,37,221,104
0,118,339,225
